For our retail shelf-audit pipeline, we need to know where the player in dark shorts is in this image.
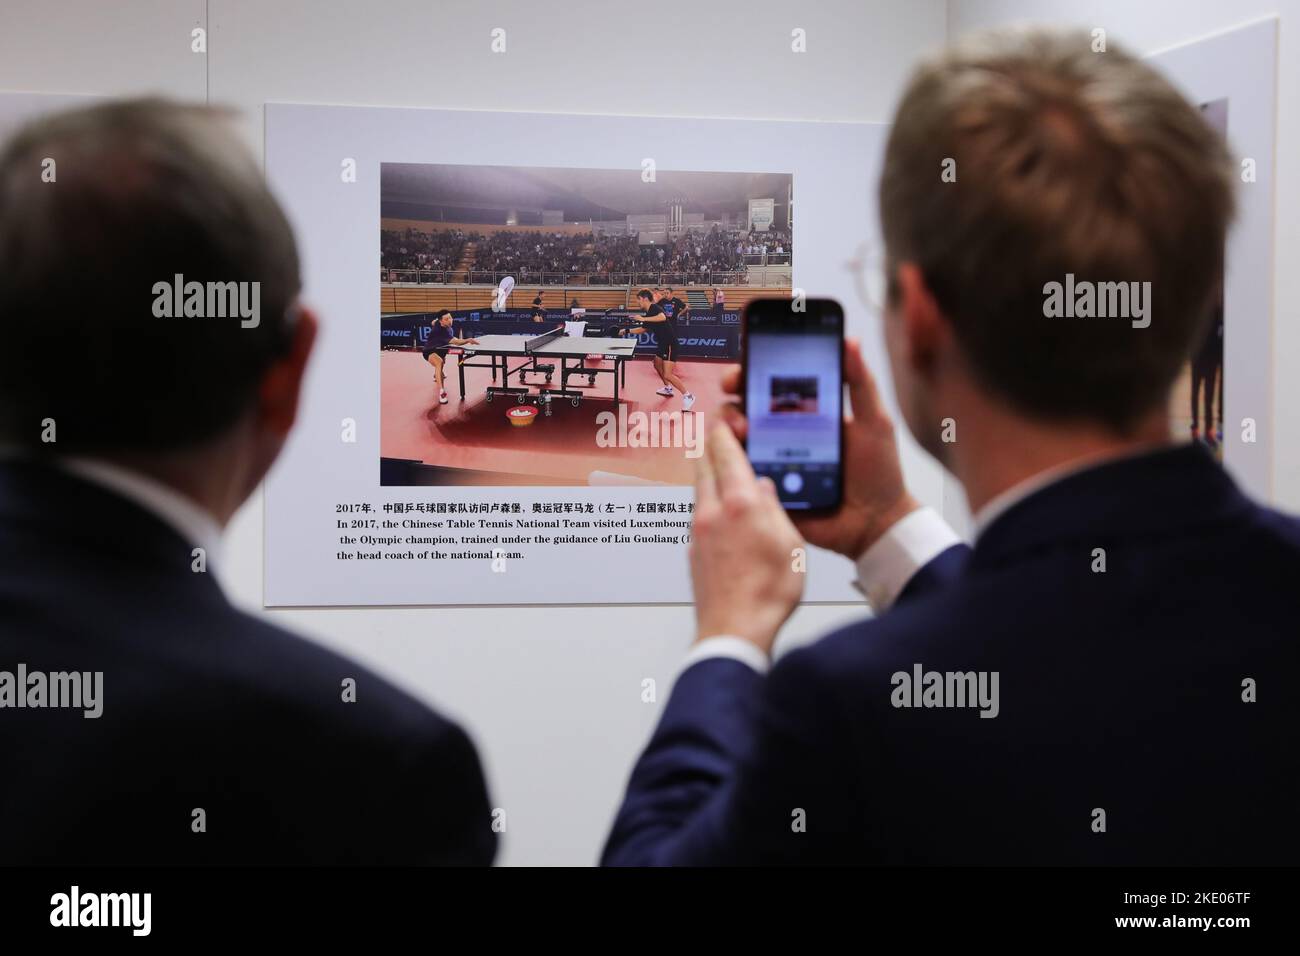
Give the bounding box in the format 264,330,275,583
422,310,478,405
1190,297,1224,449
621,289,694,410
661,287,692,395
647,289,677,397
530,291,546,323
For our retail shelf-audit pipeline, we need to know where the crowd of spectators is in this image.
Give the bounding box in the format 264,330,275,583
473,231,594,280
736,227,792,257
381,224,792,283
380,227,467,273
638,226,750,277
589,234,640,275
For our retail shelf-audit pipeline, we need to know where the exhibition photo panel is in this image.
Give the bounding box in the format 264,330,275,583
262,105,906,606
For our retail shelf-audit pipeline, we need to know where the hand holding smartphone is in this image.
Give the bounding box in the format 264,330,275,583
740,297,845,513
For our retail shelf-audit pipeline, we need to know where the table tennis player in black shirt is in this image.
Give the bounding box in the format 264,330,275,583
622,289,694,410
422,310,478,405
664,286,690,327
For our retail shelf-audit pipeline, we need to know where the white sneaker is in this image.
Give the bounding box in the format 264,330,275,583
683,392,696,411
439,390,449,405
656,386,675,396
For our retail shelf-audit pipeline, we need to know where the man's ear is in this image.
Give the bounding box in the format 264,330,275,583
258,305,319,438
894,262,949,377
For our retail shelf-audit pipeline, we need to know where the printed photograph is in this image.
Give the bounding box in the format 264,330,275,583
770,375,819,414
378,162,794,486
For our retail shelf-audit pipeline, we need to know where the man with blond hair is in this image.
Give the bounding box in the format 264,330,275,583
604,28,1299,865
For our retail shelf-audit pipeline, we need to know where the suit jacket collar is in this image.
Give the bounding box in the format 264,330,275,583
970,443,1250,569
0,459,225,592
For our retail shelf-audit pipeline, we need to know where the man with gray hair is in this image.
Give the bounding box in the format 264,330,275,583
0,99,495,864
604,28,1299,865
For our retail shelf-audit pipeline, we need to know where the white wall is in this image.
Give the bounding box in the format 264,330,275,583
0,1,206,98
0,0,947,865
949,0,1300,512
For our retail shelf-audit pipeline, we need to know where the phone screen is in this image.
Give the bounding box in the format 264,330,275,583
744,299,844,511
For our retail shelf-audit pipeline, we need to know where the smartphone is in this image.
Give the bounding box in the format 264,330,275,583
741,297,844,513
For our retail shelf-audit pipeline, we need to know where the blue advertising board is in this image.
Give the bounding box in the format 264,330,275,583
381,310,739,359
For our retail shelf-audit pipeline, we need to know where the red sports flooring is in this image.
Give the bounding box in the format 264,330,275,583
380,350,731,485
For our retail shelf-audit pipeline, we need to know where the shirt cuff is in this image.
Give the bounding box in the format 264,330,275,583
680,635,771,676
853,506,962,613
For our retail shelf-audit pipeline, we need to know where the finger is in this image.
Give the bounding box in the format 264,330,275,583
708,422,756,498
843,337,885,423
758,478,804,549
719,364,741,397
695,427,720,511
718,402,749,440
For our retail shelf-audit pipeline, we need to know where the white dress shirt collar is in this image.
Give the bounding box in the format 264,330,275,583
61,457,224,573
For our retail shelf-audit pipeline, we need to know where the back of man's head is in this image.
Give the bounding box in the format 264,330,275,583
0,98,302,455
879,28,1235,432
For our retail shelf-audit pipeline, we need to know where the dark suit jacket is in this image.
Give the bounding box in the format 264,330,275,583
603,445,1300,865
0,461,495,865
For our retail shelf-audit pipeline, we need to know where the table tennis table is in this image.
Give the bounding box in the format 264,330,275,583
455,327,637,415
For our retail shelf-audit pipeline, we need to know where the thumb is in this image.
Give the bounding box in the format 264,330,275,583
844,336,885,423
